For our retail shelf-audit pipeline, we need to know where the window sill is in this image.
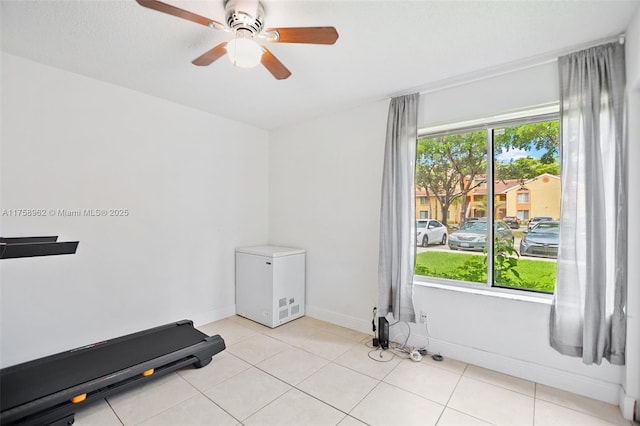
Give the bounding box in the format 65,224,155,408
413,278,553,305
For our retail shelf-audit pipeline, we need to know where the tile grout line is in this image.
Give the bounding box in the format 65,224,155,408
535,381,630,425
535,396,631,426
463,365,537,398
174,369,244,426
434,362,503,426
246,326,381,425
77,316,622,426
246,344,354,421
435,363,469,424
247,328,403,425
533,382,538,426
252,364,360,424
188,380,244,425
235,317,628,425
104,397,126,426
251,320,461,425
195,360,293,424
124,373,200,426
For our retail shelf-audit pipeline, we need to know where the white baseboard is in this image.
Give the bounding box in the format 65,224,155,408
305,304,372,335
619,388,637,421
191,304,236,327
303,306,623,407
407,332,622,406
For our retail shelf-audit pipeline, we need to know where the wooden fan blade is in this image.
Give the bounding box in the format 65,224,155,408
265,27,339,45
192,42,228,66
261,47,291,80
136,0,224,28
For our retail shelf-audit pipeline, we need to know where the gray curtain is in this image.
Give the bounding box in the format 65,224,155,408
378,93,419,323
550,42,627,365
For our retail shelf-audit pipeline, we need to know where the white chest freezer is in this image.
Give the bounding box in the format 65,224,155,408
235,245,306,328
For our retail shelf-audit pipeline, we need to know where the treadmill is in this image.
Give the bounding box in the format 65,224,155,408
0,320,225,426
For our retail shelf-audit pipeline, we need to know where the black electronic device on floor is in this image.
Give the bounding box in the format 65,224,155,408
0,320,225,426
378,317,389,349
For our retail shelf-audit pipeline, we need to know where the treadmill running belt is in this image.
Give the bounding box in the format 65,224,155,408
1,323,208,411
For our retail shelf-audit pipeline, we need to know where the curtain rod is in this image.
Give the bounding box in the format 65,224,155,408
389,33,626,98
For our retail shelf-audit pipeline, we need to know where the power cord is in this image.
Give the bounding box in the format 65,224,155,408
364,317,444,363
364,336,423,363
371,307,378,347
423,316,431,352
394,321,411,349
364,339,396,362
367,347,396,362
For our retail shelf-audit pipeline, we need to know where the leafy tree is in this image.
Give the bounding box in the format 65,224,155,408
416,131,486,224
415,138,462,224
416,120,560,225
447,131,487,221
473,195,505,217
495,157,560,181
494,121,559,165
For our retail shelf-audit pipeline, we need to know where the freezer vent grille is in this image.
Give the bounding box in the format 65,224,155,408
291,305,300,315
279,308,288,320
278,298,287,308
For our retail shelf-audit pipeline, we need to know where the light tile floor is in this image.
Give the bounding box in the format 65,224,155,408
74,316,636,426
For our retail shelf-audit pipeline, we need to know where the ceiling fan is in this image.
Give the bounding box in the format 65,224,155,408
136,0,339,80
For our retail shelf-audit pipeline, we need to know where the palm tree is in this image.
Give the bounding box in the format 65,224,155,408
473,196,505,217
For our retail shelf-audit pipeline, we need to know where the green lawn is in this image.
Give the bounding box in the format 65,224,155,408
415,251,555,293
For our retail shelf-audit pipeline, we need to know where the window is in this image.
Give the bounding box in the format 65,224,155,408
419,196,428,205
517,192,529,203
415,116,559,293
419,210,429,219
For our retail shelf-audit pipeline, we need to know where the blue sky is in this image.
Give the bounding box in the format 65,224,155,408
495,146,546,162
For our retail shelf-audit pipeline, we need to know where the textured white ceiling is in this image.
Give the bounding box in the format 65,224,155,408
2,0,639,130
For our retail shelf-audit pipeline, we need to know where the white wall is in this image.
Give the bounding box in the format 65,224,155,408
269,99,388,331
412,286,623,404
419,61,559,128
625,89,640,418
268,60,629,405
0,53,269,367
627,6,640,90
624,4,640,418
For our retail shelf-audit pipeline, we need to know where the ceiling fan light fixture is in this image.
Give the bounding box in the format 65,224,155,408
226,37,263,68
136,0,338,79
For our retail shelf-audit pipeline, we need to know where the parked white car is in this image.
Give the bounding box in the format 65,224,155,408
416,219,448,247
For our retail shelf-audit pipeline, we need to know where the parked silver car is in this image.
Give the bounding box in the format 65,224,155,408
448,219,514,251
527,216,553,231
416,219,448,247
520,221,559,258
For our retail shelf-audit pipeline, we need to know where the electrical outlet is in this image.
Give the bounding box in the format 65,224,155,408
419,310,428,323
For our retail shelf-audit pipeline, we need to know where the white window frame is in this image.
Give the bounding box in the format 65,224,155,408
414,104,559,295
